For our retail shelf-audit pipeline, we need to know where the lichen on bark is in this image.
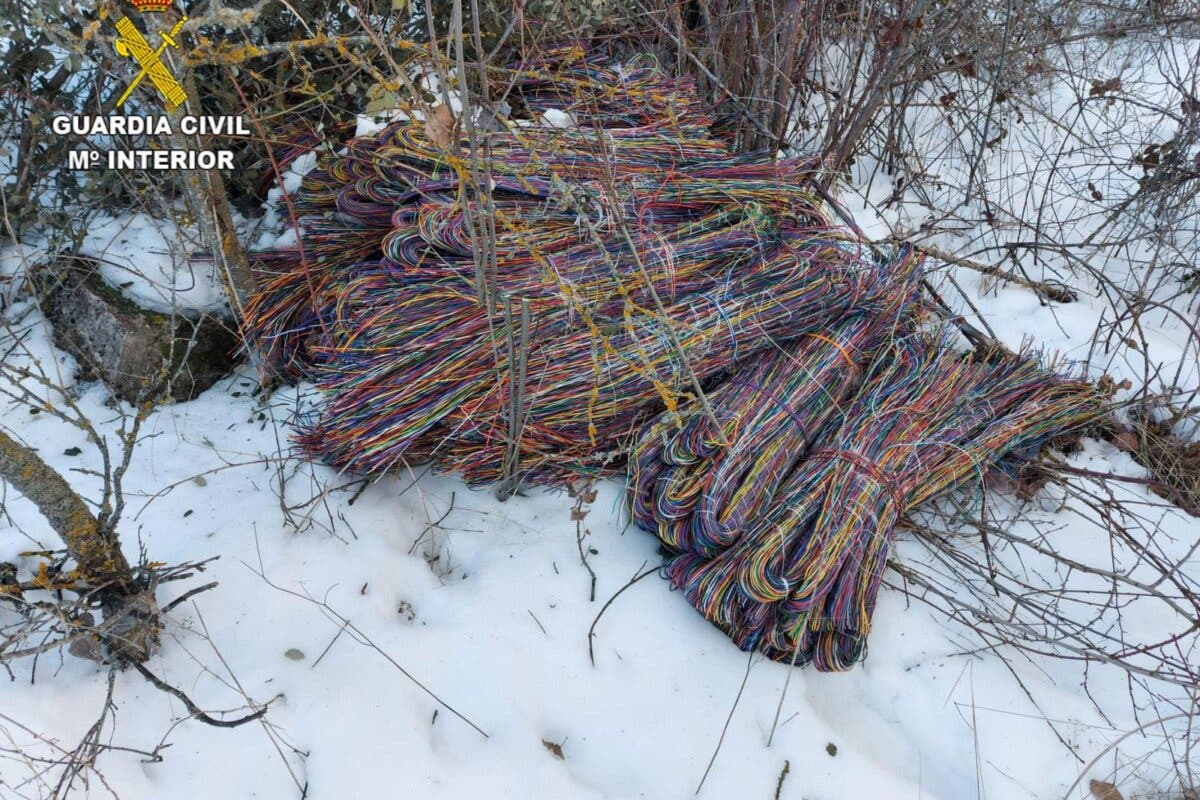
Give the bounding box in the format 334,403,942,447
0,429,160,662
0,429,133,590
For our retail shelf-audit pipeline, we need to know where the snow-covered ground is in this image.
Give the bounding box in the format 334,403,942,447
0,355,1190,799
79,213,230,315
1,219,1196,799
2,29,1198,800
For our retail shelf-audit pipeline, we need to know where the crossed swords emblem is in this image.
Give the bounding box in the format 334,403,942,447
114,15,189,111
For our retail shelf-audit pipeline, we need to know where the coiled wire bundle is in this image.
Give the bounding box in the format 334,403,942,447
637,332,1100,671
245,43,1103,670
244,44,885,484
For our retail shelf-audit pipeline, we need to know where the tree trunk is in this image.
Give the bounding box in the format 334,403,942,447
0,429,158,662
146,12,258,317
0,430,132,589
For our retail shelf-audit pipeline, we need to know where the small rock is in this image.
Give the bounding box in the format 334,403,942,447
33,256,238,404
284,648,305,661
825,742,838,757
68,633,105,663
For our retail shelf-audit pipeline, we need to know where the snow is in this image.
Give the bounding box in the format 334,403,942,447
0,241,37,305
1,282,1196,798
0,306,78,414
251,153,320,251
832,32,1200,427
356,111,403,138
280,152,318,197
541,109,577,129
2,34,1199,800
79,213,230,316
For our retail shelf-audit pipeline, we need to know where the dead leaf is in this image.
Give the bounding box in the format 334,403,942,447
364,88,399,117
424,104,456,148
1112,430,1140,453
1097,375,1133,397
1089,77,1122,97
1089,779,1125,800
1134,143,1162,172
542,739,565,760
1014,463,1051,501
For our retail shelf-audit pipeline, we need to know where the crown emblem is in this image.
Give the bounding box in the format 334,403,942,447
130,0,173,12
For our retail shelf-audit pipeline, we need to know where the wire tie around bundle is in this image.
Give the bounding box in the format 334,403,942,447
807,449,906,508
727,376,811,445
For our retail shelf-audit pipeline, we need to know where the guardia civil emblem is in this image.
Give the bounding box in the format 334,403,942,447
113,0,189,111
